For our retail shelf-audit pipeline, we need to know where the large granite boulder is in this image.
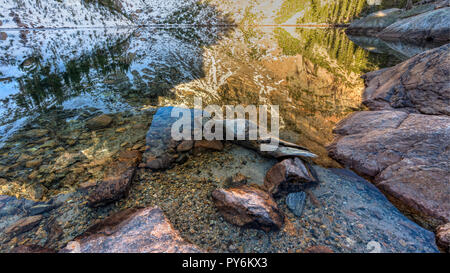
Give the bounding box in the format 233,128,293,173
346,9,403,35
212,185,284,231
328,110,450,228
378,7,450,43
61,207,202,253
362,44,450,115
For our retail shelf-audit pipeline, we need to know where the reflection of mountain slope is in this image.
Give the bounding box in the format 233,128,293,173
163,27,379,166
0,0,232,28
0,27,230,145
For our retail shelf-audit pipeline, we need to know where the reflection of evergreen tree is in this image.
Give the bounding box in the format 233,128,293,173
274,27,393,76
276,0,368,24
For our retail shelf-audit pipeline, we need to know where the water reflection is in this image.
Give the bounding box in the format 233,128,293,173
0,25,440,199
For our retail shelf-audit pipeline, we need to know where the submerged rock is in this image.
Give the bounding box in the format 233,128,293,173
61,206,202,253
10,245,56,253
212,185,284,231
362,44,450,115
264,158,316,196
86,114,113,130
5,215,43,236
286,192,306,217
308,166,439,253
87,150,142,207
303,245,334,253
194,140,224,152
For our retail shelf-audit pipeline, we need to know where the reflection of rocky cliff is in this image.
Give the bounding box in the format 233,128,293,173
165,27,398,167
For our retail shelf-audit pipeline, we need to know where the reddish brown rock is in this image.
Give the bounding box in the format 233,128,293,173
176,140,194,152
436,223,450,252
5,215,43,236
61,207,202,253
212,185,284,231
10,245,56,253
264,158,315,196
86,114,113,130
303,245,334,253
145,154,174,170
0,32,7,41
87,150,142,207
194,140,224,152
362,44,450,115
328,111,450,227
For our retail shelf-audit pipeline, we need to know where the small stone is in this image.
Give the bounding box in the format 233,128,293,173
194,140,223,152
24,129,49,138
28,204,54,215
86,114,113,130
286,192,306,217
25,158,42,168
303,245,334,253
176,140,194,152
5,215,43,236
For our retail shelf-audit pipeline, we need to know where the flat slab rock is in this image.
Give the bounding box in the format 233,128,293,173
328,110,450,227
61,206,202,253
212,185,284,231
311,166,438,253
87,150,142,207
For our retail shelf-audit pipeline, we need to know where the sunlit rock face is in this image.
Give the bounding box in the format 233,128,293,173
61,206,203,253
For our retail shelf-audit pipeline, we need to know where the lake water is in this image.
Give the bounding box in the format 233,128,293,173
0,26,439,200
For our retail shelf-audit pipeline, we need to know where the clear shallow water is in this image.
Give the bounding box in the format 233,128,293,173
0,26,439,200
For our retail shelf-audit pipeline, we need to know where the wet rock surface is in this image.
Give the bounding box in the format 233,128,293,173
328,111,450,228
264,158,316,196
212,185,284,231
328,44,450,230
362,44,450,115
286,192,307,217
61,206,202,253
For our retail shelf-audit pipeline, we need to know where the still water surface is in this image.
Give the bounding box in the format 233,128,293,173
0,26,437,199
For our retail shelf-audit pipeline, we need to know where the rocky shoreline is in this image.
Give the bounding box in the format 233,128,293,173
346,1,450,44
0,106,441,253
328,44,449,251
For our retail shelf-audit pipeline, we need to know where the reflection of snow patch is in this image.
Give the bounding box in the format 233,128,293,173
0,116,29,148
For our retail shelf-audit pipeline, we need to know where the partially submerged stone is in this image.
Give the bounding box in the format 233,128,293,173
87,150,142,207
212,185,284,231
5,215,43,236
61,207,202,253
86,114,113,130
264,158,316,196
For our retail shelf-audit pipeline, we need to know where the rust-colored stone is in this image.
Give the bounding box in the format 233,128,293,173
194,140,223,152
212,185,284,231
87,151,142,207
264,158,315,196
